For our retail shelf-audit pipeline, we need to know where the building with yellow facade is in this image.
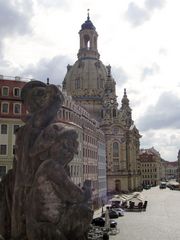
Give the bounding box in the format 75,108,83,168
139,147,161,186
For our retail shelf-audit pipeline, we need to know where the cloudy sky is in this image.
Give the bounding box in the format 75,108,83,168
1,0,180,161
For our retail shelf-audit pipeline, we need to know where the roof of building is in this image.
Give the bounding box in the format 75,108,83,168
140,147,160,157
81,11,96,31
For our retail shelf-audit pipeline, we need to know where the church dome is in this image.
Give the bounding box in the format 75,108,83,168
63,58,108,99
81,18,96,31
62,13,111,120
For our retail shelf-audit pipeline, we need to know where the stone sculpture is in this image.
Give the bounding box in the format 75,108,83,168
0,81,93,240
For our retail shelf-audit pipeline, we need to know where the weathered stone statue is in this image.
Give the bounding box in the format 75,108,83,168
0,81,93,240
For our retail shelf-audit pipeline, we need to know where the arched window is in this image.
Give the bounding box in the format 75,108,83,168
13,103,21,114
113,142,120,172
113,109,116,117
2,87,9,96
84,35,90,49
113,142,119,158
1,102,9,113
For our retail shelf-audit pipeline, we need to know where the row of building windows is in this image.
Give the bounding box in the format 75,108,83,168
141,168,157,172
58,108,97,133
83,134,96,145
142,163,158,167
83,148,97,159
1,102,21,114
166,169,177,173
142,175,157,178
59,104,99,133
143,180,157,185
0,124,20,134
70,165,83,177
83,165,97,174
69,165,99,177
1,86,21,97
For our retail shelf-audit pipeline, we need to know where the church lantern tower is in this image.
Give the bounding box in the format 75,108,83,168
63,11,108,121
78,10,100,61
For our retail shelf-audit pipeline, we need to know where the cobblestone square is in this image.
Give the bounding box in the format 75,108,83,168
110,187,180,240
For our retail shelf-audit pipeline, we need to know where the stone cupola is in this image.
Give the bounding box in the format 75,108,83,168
78,10,100,60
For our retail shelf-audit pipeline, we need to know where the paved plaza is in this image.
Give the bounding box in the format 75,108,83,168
110,186,180,240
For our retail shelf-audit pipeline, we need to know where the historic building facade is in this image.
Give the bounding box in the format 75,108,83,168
0,76,27,180
63,14,142,193
139,147,161,186
162,161,178,181
56,91,107,207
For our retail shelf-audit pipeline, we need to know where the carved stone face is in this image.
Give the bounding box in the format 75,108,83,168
26,87,48,113
26,85,62,113
50,130,79,166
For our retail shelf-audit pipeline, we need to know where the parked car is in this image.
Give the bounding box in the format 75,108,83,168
168,184,180,190
91,217,117,228
110,207,125,216
91,217,105,227
101,209,119,219
159,182,166,189
143,185,151,190
111,200,121,208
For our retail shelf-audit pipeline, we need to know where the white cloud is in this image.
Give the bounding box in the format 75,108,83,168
36,0,69,8
125,0,166,26
145,0,166,10
141,63,160,80
0,0,33,56
112,66,129,86
140,129,179,161
137,92,180,131
23,55,72,84
125,2,150,26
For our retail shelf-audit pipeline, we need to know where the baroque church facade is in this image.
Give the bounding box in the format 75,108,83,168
63,14,142,193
